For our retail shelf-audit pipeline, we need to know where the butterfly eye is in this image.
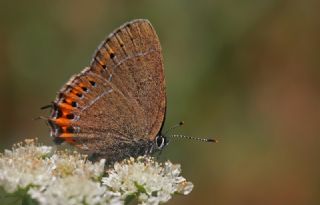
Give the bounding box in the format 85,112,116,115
156,136,166,149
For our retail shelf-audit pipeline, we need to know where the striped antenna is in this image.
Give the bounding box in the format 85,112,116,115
169,134,218,143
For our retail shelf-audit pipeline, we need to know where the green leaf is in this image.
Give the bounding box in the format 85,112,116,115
124,194,137,205
134,182,147,194
22,194,39,205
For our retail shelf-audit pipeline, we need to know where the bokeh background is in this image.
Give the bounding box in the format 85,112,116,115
1,0,320,204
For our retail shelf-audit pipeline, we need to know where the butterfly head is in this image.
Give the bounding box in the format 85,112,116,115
155,135,168,150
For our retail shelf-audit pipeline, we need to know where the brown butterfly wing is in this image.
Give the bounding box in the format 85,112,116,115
48,19,166,163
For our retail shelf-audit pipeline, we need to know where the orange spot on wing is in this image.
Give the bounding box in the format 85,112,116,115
95,58,105,67
54,118,70,126
64,98,72,104
72,87,82,93
70,90,82,98
60,133,73,138
58,103,73,110
59,133,75,143
78,83,85,87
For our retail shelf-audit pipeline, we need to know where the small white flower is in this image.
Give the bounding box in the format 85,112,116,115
49,151,105,179
102,156,194,205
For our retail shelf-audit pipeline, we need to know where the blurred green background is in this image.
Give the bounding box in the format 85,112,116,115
1,0,320,204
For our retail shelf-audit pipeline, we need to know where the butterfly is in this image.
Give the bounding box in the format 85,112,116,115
44,19,215,165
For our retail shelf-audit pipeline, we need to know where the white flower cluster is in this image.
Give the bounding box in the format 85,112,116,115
0,139,54,193
0,139,114,205
0,139,193,205
103,157,194,205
